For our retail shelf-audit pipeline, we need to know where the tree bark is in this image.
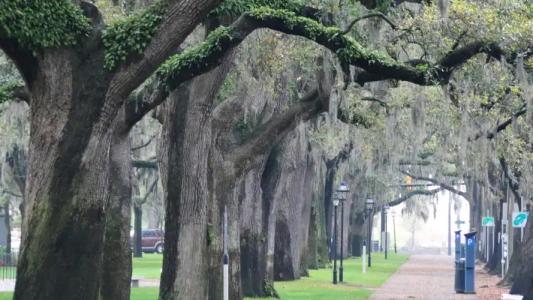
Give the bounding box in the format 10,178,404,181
4,202,11,258
14,49,115,300
158,63,228,299
101,109,133,300
510,213,533,299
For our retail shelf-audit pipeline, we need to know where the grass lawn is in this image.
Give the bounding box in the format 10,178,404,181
0,253,407,300
246,253,408,300
132,253,164,279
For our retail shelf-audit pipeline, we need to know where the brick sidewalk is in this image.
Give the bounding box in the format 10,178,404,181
370,255,480,300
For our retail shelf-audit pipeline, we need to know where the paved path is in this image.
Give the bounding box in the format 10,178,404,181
370,255,478,300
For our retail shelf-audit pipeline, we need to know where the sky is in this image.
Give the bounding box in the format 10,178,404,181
373,190,471,253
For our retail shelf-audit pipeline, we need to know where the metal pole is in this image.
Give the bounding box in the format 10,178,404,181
368,209,372,267
223,206,229,300
520,197,524,242
448,192,452,256
393,213,397,254
333,205,338,284
384,209,388,259
380,208,385,252
340,201,344,282
362,240,367,273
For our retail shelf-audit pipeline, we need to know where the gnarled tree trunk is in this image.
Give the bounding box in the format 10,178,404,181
14,49,114,300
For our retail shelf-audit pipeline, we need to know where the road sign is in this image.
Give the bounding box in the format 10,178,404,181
512,212,529,228
482,217,495,227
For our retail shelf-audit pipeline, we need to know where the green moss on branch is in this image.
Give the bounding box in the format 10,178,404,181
157,26,236,89
158,6,493,93
0,0,91,52
102,1,168,70
211,0,305,17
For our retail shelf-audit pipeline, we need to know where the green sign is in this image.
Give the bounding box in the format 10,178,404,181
512,212,529,228
482,217,495,227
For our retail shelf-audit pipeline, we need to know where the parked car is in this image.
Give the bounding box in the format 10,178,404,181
140,229,164,254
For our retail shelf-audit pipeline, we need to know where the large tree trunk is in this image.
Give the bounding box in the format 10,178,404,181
259,145,284,288
239,163,276,297
486,200,503,274
159,61,230,298
510,213,533,299
207,175,242,300
4,202,11,258
271,124,312,280
101,109,133,300
14,49,114,300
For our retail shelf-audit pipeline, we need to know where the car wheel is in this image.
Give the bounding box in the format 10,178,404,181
155,243,164,254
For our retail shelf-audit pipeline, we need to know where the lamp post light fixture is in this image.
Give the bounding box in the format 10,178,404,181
337,182,349,283
332,195,340,284
365,198,375,267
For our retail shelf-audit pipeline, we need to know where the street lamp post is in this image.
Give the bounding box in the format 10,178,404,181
337,182,350,283
365,199,375,267
332,195,340,284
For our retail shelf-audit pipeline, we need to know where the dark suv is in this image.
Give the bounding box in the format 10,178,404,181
141,229,164,254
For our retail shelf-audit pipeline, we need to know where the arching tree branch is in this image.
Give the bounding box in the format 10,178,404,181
120,6,516,126
469,105,527,141
157,8,508,92
231,88,323,172
401,170,470,200
499,157,521,204
388,188,443,207
107,0,223,101
341,12,397,34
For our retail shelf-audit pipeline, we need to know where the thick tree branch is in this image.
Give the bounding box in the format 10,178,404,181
0,39,39,84
499,157,521,203
107,0,223,101
469,106,527,141
438,41,503,71
388,188,442,207
231,88,323,171
401,170,470,199
127,7,511,124
126,82,167,128
132,160,158,169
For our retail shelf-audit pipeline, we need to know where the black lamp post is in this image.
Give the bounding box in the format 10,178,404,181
332,195,340,284
337,182,349,283
365,198,375,267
